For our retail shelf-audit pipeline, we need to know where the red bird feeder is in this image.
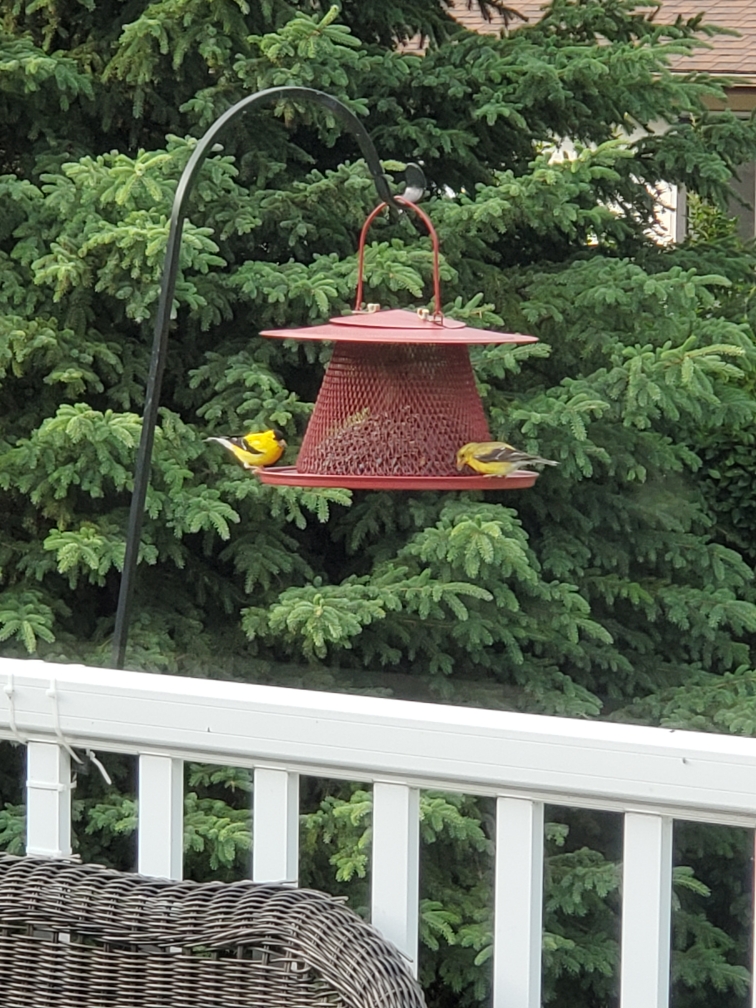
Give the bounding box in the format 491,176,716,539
259,198,539,491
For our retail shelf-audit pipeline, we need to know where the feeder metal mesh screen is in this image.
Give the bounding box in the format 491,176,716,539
297,342,491,477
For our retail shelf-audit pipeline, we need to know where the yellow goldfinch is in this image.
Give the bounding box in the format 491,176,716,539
456,441,558,477
205,428,287,471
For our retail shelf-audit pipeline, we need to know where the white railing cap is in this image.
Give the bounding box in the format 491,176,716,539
3,656,756,825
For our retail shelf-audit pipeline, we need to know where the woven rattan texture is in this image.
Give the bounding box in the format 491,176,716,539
297,342,490,476
0,855,425,1008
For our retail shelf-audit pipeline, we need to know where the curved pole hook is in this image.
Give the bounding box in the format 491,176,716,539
111,86,425,669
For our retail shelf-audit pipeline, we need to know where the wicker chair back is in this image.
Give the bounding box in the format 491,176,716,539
0,854,426,1008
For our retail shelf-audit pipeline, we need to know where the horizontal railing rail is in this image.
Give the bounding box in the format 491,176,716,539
1,655,755,1008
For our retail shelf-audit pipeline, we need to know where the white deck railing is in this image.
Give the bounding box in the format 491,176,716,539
2,655,756,1008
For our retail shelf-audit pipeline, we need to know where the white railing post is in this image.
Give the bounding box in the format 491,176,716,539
26,741,72,857
493,796,544,1008
138,754,183,879
371,782,420,974
620,812,673,1008
252,768,299,883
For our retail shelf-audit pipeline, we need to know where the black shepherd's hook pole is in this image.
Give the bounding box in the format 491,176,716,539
111,86,424,669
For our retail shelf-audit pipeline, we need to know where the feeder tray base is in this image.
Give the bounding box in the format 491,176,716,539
257,467,538,491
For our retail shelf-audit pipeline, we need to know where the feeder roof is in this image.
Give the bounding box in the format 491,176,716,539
261,307,538,344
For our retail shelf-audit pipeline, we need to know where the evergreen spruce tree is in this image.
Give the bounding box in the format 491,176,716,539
2,0,756,1004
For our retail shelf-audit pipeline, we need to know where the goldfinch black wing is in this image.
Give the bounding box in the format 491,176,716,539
473,444,523,463
474,443,558,466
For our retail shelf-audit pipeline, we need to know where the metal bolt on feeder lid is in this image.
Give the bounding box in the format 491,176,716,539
258,197,540,491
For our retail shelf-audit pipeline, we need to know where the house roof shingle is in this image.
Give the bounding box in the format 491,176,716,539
449,1,756,77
